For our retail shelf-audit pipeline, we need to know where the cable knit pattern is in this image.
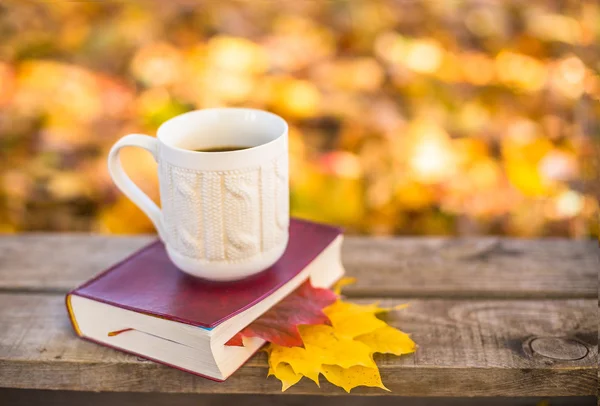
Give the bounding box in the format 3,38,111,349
159,153,288,263
201,171,225,260
224,170,260,260
173,167,203,258
275,153,289,242
260,162,276,251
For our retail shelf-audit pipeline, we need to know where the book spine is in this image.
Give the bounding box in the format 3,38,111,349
65,294,83,337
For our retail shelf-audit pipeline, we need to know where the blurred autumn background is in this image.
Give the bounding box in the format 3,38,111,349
0,0,598,237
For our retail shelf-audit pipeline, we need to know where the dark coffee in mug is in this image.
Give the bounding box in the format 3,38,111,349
194,146,249,152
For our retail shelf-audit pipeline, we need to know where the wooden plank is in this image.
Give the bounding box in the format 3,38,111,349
0,293,596,396
342,237,598,299
0,389,595,406
0,235,153,293
0,235,597,298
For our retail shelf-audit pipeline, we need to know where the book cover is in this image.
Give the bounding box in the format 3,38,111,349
68,218,342,328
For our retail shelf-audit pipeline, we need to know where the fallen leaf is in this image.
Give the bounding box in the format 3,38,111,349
268,345,321,385
324,300,387,339
267,305,416,392
299,324,376,369
270,363,302,392
225,334,243,346
332,276,357,294
225,280,338,347
355,325,416,355
321,364,389,393
235,278,416,393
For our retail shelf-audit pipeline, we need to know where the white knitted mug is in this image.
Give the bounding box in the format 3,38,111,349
108,108,289,281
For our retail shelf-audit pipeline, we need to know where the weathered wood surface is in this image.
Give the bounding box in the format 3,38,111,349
0,235,597,298
0,293,596,396
0,389,595,406
0,235,597,397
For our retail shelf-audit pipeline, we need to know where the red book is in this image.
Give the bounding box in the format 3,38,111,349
66,218,344,381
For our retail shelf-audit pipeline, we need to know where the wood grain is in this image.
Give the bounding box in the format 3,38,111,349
0,235,597,298
0,293,596,396
0,235,596,397
0,389,595,406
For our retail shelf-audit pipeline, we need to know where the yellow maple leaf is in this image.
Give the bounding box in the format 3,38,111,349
355,325,416,355
332,276,357,294
268,324,376,389
269,363,302,392
266,298,416,393
324,300,387,339
300,324,376,369
321,364,389,393
268,345,322,385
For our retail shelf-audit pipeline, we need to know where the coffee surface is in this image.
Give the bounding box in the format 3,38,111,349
193,145,249,152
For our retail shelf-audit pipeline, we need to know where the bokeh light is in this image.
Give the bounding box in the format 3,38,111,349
0,0,597,237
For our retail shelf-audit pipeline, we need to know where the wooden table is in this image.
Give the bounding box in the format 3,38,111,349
0,235,597,404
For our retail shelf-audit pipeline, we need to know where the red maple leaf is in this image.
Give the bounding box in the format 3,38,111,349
225,280,338,347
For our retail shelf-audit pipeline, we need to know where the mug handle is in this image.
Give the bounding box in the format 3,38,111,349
108,134,167,241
